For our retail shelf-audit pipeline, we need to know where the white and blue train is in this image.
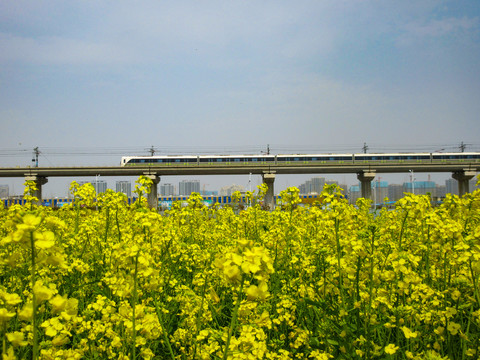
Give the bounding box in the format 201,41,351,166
121,152,480,167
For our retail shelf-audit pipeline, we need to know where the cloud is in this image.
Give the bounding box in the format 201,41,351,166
398,16,480,45
0,33,136,65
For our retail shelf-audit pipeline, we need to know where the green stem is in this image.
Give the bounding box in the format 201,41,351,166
2,323,6,357
469,259,480,305
398,211,408,250
153,299,175,360
30,231,38,360
334,218,345,306
223,278,245,360
192,272,209,360
131,251,139,360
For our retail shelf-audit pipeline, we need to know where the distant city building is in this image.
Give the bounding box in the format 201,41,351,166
160,183,175,196
179,180,200,196
116,181,132,197
446,177,478,195
470,177,479,191
0,185,8,199
435,185,447,199
300,177,326,194
403,181,436,196
445,178,458,195
78,180,107,194
372,181,388,204
348,185,361,204
388,184,404,202
219,184,245,196
298,177,346,195
94,180,107,194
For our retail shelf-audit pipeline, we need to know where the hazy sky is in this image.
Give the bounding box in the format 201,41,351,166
1,1,479,196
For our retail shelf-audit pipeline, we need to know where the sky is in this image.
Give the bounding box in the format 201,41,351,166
1,0,480,197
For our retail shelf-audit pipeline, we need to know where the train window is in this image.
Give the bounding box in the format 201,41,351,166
216,158,223,162
175,159,181,162
252,158,258,162
234,158,240,162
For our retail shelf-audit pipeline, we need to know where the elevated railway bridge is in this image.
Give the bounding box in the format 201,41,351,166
0,156,478,209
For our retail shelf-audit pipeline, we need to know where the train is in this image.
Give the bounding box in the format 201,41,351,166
121,152,480,167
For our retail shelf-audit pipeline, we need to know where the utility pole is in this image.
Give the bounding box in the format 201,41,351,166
149,146,156,156
409,170,415,195
32,147,40,167
460,142,466,152
362,143,368,154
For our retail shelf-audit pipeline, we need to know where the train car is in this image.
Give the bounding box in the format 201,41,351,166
276,154,354,165
431,152,480,164
198,154,275,166
121,152,480,167
353,153,433,164
121,155,199,167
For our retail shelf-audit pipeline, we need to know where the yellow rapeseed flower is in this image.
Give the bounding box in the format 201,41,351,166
17,214,41,231
384,344,399,355
33,282,55,303
34,230,55,249
6,331,28,347
49,294,68,314
18,303,33,321
245,281,269,301
401,326,418,339
0,307,15,323
447,322,461,335
2,292,22,306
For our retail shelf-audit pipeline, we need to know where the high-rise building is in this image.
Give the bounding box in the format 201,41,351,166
219,184,244,196
93,180,107,194
160,183,175,196
445,178,458,195
388,184,404,202
78,180,107,194
348,185,361,204
299,177,326,194
403,181,436,196
179,180,200,196
372,181,388,204
116,181,132,197
435,185,447,199
470,177,479,191
0,185,8,199
446,177,478,195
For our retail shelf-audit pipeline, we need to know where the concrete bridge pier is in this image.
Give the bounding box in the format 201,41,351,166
262,172,276,210
24,175,48,203
452,170,477,196
144,174,160,210
357,171,376,201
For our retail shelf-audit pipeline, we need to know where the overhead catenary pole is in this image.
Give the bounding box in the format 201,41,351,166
409,170,415,195
32,147,40,167
362,143,368,154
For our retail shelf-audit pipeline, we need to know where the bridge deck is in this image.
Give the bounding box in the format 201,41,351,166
0,163,478,177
